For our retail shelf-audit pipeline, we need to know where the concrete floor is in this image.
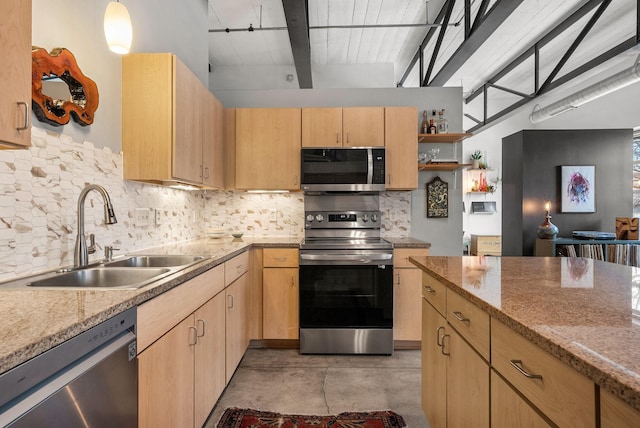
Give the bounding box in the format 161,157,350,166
205,348,429,427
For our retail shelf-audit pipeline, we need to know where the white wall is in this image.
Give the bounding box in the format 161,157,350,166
32,0,209,151
463,54,640,240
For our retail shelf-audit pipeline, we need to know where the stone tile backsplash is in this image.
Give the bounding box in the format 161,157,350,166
0,128,410,281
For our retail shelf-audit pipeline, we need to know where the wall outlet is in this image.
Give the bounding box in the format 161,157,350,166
134,208,152,227
269,209,277,223
155,209,161,226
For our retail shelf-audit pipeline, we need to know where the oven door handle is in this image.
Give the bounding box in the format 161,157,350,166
300,253,392,263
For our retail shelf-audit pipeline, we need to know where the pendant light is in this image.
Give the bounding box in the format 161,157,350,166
104,1,132,54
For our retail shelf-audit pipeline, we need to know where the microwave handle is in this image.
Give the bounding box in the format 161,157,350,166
367,149,373,184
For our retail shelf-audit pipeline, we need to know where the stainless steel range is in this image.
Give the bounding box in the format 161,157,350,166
299,193,394,355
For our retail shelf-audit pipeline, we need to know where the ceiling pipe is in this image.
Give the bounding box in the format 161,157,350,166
209,22,456,33
530,54,640,124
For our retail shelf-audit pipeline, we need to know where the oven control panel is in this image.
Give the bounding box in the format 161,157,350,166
304,211,381,229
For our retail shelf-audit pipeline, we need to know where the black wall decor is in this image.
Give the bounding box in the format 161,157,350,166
502,129,633,256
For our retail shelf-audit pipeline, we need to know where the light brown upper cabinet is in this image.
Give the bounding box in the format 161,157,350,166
0,0,31,149
235,108,301,191
122,53,223,188
302,107,384,147
385,107,418,190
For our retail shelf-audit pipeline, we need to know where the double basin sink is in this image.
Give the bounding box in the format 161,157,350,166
25,255,207,290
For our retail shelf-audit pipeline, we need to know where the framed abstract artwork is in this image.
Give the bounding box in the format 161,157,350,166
426,176,448,218
561,165,595,213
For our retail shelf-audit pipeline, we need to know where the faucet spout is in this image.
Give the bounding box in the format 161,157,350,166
74,184,118,267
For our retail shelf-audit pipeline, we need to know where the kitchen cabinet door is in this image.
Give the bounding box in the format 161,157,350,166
173,58,204,184
138,315,195,428
263,267,299,339
0,0,31,148
202,91,224,188
394,268,422,341
385,107,418,190
194,293,226,427
491,370,552,428
342,107,384,147
301,108,343,147
446,327,489,428
235,108,301,190
226,272,249,382
422,298,447,428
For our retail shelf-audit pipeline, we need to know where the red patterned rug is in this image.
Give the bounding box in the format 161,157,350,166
217,407,407,428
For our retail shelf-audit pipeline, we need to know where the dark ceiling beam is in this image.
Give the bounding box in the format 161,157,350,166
428,0,526,86
282,0,312,88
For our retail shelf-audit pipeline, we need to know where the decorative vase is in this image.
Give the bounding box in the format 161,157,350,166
537,214,559,240
472,159,480,169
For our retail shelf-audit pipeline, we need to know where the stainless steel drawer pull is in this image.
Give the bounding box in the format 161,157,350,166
274,257,288,261
441,334,450,356
196,319,206,337
236,264,245,270
436,326,445,346
188,326,198,345
227,294,234,309
510,360,543,380
17,101,29,130
452,311,470,323
423,285,436,293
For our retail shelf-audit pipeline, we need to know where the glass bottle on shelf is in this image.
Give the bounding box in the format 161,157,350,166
437,109,448,134
430,110,438,134
421,110,429,134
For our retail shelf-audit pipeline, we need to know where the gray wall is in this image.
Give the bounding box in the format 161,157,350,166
502,129,633,256
216,87,465,255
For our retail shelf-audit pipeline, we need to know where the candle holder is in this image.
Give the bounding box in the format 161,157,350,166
537,204,559,240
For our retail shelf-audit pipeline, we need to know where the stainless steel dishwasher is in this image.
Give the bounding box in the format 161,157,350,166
0,307,137,427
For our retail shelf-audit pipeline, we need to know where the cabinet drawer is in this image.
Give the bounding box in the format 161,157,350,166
137,264,224,352
263,248,299,268
394,248,430,268
446,290,489,360
491,319,595,428
422,272,446,316
225,250,249,286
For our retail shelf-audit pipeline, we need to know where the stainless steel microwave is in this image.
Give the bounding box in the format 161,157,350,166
300,148,386,192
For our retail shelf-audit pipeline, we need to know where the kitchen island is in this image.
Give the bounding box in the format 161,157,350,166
410,255,640,427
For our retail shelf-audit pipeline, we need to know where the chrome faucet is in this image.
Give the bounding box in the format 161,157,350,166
74,184,118,267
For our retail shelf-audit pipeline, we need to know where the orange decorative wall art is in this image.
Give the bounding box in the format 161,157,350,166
31,47,99,126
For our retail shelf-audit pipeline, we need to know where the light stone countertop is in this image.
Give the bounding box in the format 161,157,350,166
0,235,429,376
409,255,640,413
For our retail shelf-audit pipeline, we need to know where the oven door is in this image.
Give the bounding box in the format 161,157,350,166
299,250,394,354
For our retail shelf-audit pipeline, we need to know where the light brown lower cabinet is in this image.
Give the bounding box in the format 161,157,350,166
394,248,430,341
263,267,299,339
490,370,552,427
225,271,249,383
138,251,254,428
138,291,226,428
262,248,299,340
421,296,489,428
600,389,640,428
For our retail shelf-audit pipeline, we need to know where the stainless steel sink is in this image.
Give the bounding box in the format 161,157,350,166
27,267,172,289
104,255,204,268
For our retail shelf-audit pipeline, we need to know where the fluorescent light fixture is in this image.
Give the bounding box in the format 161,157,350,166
530,55,640,124
104,1,132,55
245,190,290,194
164,182,200,191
